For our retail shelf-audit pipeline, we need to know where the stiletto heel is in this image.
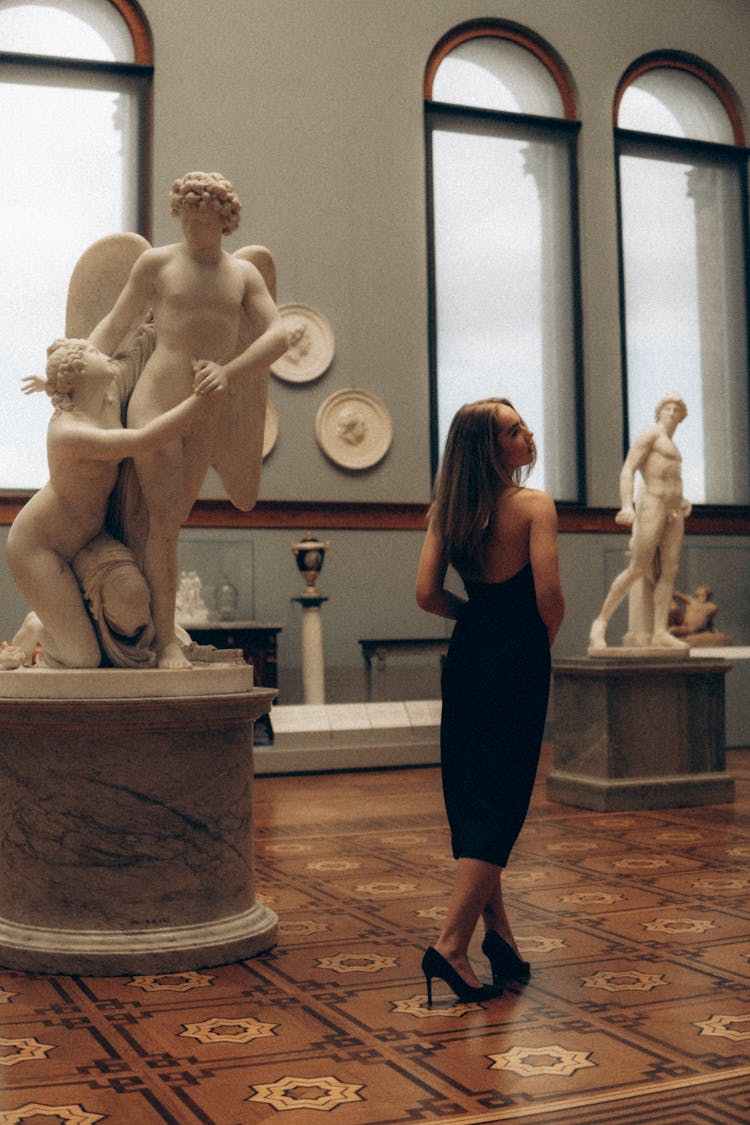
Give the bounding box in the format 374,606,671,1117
421,946,496,1006
481,930,530,988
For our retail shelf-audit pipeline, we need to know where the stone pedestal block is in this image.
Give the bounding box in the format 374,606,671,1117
0,665,277,974
547,656,734,811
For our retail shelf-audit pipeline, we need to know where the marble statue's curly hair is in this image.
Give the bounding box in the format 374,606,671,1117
45,338,89,412
169,171,241,235
654,393,687,423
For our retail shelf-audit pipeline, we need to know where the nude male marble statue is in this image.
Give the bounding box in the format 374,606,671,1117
6,336,213,669
86,172,288,668
589,394,691,652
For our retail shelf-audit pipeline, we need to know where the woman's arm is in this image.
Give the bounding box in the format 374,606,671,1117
528,492,565,645
416,524,466,620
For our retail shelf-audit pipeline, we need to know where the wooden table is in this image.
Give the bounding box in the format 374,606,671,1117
187,621,283,741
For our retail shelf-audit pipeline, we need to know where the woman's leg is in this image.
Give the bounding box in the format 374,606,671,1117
482,876,522,958
434,857,502,987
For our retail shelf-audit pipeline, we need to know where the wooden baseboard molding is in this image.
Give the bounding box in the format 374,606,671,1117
0,495,747,534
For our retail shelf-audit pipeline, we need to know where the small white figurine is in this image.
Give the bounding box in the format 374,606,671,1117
589,393,691,653
175,570,209,625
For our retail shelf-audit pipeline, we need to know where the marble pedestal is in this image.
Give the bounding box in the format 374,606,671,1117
292,593,328,704
547,656,734,811
0,664,277,974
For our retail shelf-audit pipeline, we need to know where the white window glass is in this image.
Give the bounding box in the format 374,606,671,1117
0,0,133,61
619,70,733,144
433,37,563,117
0,2,144,490
617,69,749,505
427,33,579,499
432,120,578,497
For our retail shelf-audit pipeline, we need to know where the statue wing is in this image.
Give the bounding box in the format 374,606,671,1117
66,232,151,338
233,243,277,303
211,244,279,510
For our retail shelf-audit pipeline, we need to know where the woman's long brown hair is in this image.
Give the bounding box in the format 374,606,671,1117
430,398,535,576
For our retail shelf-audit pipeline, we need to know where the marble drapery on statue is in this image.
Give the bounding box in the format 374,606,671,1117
71,532,156,668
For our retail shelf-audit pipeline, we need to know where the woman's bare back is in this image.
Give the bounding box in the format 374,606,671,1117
475,486,536,583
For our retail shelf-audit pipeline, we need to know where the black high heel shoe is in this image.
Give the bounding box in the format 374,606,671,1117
421,946,496,1006
481,930,531,988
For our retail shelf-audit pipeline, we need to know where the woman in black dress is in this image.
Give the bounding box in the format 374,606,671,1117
416,398,565,1004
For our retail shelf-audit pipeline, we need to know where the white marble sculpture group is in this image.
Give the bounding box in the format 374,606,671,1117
3,172,288,672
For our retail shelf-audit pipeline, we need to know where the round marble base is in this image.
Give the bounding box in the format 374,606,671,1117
0,660,254,699
587,645,690,660
0,671,277,975
0,903,278,976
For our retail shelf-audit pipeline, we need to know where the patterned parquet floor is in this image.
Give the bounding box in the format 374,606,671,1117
2,746,750,1124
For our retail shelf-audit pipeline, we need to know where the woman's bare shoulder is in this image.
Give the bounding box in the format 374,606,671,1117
503,486,555,513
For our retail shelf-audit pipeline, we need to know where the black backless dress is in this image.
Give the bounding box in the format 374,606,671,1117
439,563,551,867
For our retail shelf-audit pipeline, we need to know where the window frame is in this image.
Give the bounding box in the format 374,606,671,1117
0,0,153,505
424,21,585,500
0,0,153,235
0,50,153,233
614,54,750,512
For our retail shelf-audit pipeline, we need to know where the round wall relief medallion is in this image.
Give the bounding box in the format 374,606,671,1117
315,389,393,470
263,400,278,459
271,303,335,383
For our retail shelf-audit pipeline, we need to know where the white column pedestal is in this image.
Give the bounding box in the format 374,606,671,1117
293,593,328,705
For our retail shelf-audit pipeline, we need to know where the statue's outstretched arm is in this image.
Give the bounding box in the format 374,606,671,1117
21,375,46,396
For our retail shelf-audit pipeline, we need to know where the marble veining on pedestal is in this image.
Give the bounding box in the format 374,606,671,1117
0,679,277,973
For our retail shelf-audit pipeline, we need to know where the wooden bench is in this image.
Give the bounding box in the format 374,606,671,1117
358,637,448,700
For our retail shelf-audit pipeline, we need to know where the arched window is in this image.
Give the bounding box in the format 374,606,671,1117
0,0,152,489
615,54,750,505
425,21,582,500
